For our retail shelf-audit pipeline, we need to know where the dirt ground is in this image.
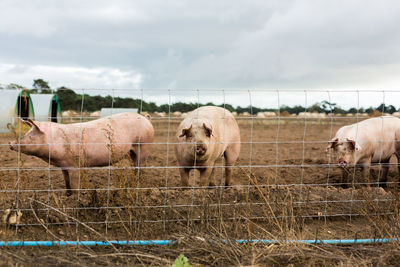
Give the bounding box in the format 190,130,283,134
0,116,400,265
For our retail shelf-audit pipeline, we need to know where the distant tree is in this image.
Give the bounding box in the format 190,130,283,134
332,107,346,115
148,102,158,112
376,103,396,114
365,107,375,114
6,83,24,90
386,105,396,114
376,103,385,112
32,78,52,94
168,102,201,113
280,105,305,115
236,106,251,114
347,107,358,114
57,87,81,111
220,103,235,112
321,100,336,113
308,103,324,113
158,104,170,113
52,87,400,116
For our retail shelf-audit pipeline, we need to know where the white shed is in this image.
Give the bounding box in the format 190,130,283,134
100,108,138,118
30,94,62,122
0,90,35,133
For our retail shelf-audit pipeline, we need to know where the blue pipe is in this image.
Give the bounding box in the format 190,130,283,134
0,238,397,247
0,240,174,247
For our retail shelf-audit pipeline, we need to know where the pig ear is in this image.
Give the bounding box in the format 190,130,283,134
326,138,338,152
25,119,43,134
27,119,38,127
203,122,213,137
22,119,33,127
346,138,362,151
179,125,192,137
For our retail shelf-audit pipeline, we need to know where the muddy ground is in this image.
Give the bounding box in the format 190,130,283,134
0,117,399,253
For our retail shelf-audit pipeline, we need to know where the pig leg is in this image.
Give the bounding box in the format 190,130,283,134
207,166,216,187
397,154,400,186
131,144,151,168
340,169,349,188
68,169,80,194
62,169,80,196
129,149,138,166
62,170,72,196
137,144,151,167
360,161,371,187
223,156,236,187
199,166,214,187
129,149,140,175
224,144,240,187
379,159,390,188
179,167,191,187
360,165,370,187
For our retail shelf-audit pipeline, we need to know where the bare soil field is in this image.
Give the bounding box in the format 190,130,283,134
1,116,400,265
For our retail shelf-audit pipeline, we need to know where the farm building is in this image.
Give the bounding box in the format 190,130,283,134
100,108,138,118
30,94,62,122
0,89,34,133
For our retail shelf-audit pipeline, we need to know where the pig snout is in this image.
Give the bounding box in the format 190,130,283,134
338,158,347,168
196,143,207,156
8,141,17,151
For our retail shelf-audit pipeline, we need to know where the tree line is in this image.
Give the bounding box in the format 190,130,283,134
1,79,398,114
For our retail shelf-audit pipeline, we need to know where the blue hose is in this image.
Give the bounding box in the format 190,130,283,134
0,238,397,247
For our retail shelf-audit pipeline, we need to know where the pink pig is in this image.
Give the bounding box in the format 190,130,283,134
326,116,400,187
175,106,241,187
9,112,154,195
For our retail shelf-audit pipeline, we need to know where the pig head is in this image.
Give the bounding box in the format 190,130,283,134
8,119,48,157
326,137,362,167
178,121,215,161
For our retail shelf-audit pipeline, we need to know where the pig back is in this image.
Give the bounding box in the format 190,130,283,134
50,113,153,166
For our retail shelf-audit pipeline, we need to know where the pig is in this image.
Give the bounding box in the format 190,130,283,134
8,112,154,195
175,106,240,187
326,116,400,187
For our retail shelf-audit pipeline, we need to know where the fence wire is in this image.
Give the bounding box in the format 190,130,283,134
1,89,400,242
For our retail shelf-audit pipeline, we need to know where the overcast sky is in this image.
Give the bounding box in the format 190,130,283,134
1,0,400,108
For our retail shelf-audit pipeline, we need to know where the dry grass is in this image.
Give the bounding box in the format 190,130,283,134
2,117,400,265
2,176,398,266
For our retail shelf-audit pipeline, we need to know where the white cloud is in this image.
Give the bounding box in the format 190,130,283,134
0,63,142,90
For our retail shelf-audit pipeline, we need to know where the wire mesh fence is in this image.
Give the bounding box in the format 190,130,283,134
1,89,400,242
